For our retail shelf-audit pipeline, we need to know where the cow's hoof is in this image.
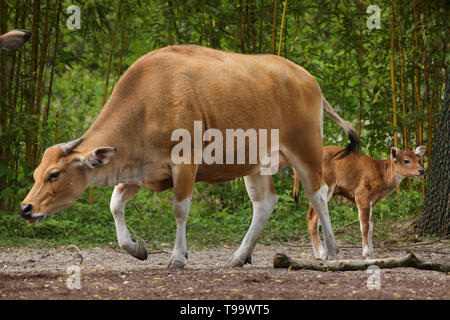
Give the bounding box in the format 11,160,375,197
167,253,186,269
167,259,185,270
227,258,244,268
324,245,339,260
131,244,148,261
227,255,251,268
326,253,339,261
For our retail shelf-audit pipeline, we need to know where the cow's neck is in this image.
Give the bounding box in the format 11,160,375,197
81,129,146,187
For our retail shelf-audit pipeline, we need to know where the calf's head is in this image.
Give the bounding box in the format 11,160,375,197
19,138,116,223
390,146,426,179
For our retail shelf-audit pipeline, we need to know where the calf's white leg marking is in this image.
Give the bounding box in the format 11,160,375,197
358,203,374,259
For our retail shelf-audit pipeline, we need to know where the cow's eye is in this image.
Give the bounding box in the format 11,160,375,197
403,159,410,164
49,171,60,181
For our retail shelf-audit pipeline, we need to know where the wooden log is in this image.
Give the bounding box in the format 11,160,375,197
273,252,450,272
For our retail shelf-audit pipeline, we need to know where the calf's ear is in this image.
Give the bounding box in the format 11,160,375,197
85,147,116,168
415,146,426,159
390,147,399,161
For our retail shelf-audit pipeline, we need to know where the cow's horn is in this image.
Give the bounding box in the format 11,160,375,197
60,138,84,154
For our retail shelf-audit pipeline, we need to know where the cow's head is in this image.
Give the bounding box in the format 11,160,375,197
0,29,32,50
390,146,426,179
19,138,116,223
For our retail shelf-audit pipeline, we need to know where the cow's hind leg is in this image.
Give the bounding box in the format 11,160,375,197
110,183,147,260
228,174,278,267
168,164,197,269
284,149,339,260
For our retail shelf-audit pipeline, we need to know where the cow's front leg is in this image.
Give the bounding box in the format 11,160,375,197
110,183,148,260
228,174,278,267
168,164,197,269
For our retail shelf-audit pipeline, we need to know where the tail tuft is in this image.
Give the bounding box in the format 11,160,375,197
333,129,360,160
322,98,360,160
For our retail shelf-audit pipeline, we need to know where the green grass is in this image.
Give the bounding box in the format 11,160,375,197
0,174,425,250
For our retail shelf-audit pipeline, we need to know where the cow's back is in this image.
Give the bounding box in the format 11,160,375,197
86,45,324,183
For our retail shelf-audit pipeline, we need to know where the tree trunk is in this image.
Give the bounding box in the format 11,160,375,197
418,75,449,237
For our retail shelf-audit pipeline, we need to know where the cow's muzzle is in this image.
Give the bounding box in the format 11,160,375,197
19,203,46,223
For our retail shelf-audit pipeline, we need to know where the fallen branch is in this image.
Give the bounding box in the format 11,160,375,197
273,252,450,272
64,244,84,265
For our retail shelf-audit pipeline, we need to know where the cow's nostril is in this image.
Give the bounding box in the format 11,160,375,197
19,203,33,218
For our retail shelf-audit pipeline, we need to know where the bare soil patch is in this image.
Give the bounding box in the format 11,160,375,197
0,241,448,300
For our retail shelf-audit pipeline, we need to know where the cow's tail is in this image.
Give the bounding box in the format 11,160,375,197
323,98,360,159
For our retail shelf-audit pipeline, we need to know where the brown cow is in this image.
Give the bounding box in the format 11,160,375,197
293,145,426,259
20,45,358,268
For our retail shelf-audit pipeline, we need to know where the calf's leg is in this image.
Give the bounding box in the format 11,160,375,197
356,198,374,259
307,205,326,259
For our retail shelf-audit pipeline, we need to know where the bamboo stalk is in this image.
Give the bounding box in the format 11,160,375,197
289,18,299,58
102,1,121,107
42,0,63,131
423,1,432,174
26,0,40,167
250,2,256,54
114,3,128,87
277,0,288,56
395,5,412,191
358,23,363,136
271,0,278,54
90,1,122,205
167,0,181,43
0,0,7,211
413,0,424,196
32,0,51,167
389,5,398,148
258,5,263,53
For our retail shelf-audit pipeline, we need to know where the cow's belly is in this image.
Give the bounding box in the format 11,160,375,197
196,163,261,183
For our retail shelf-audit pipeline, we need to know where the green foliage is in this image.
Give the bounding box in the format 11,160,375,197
0,0,446,248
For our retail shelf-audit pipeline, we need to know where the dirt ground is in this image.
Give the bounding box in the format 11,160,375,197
0,241,448,300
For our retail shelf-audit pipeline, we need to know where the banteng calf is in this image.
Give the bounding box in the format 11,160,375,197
293,145,426,259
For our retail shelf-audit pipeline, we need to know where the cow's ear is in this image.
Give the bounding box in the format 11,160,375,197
415,146,426,159
85,147,116,168
390,147,399,161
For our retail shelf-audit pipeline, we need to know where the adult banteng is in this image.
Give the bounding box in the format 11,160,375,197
19,45,358,268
